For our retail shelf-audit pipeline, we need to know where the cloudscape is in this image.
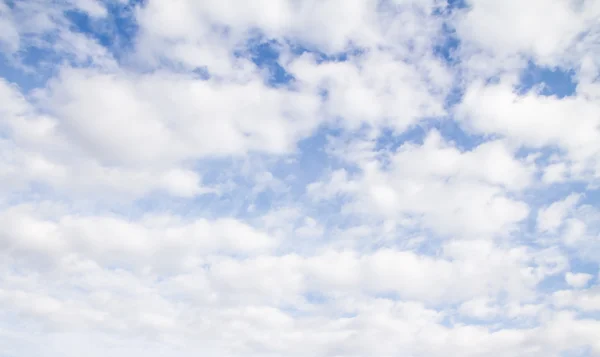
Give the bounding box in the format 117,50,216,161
1,0,600,356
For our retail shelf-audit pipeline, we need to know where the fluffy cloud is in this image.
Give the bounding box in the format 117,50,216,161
1,0,600,356
41,67,322,162
537,194,582,234
309,130,532,239
457,80,600,181
565,272,594,289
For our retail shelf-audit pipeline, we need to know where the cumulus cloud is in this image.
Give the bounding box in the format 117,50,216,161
0,0,600,356
565,272,594,289
309,130,532,239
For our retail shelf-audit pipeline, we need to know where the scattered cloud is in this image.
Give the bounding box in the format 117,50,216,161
1,0,600,356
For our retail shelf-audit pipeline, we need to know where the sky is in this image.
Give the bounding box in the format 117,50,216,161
1,0,600,356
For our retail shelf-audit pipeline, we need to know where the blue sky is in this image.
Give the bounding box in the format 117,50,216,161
1,0,600,356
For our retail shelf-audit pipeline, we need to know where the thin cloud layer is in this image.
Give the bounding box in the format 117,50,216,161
1,0,600,356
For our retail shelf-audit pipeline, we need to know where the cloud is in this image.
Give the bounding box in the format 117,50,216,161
0,204,276,273
1,0,600,356
565,272,594,289
309,130,532,239
537,194,582,234
39,67,323,163
286,49,451,131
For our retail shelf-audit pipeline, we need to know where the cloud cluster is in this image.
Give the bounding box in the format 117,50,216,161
1,0,600,356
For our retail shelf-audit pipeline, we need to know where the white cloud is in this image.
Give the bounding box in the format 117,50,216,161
455,0,589,60
39,68,322,164
452,0,600,82
0,68,320,200
537,194,581,233
542,162,568,184
0,204,276,274
1,0,600,356
565,272,594,289
0,212,577,356
457,80,600,182
553,287,600,312
458,297,499,320
287,49,450,131
134,0,445,65
0,1,19,54
310,130,532,239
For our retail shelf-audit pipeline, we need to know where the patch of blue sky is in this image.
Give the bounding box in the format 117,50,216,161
561,345,593,357
574,311,600,324
566,256,599,282
191,66,211,80
3,43,64,87
531,181,588,204
518,61,577,98
304,291,328,305
64,0,140,61
0,182,58,211
447,315,509,329
277,128,343,193
514,145,566,163
375,125,428,153
373,119,492,173
159,127,343,222
437,118,493,149
537,273,573,294
287,41,365,63
0,55,46,90
434,22,460,64
133,189,249,220
446,0,469,10
442,300,546,331
246,39,295,86
3,0,16,10
64,10,111,47
439,305,539,331
1,2,140,88
578,187,600,207
280,302,339,319
579,246,600,266
244,37,365,88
